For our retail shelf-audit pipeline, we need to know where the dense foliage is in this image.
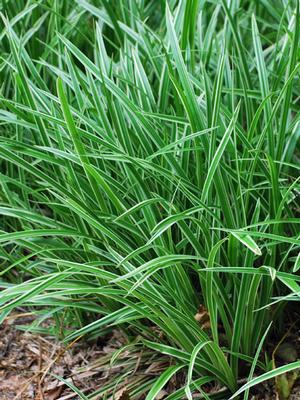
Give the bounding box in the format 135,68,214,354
0,0,299,398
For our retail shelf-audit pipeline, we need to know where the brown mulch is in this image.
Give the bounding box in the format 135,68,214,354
0,313,129,400
0,313,174,400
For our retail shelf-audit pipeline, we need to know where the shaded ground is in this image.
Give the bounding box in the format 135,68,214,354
0,313,131,399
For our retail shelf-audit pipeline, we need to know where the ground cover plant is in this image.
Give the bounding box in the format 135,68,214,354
0,0,300,398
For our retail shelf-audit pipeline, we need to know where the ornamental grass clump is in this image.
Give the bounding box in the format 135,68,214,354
0,0,299,398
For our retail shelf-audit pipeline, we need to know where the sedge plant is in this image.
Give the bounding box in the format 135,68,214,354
0,0,299,398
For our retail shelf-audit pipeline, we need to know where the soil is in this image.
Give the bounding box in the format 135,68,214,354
0,313,128,399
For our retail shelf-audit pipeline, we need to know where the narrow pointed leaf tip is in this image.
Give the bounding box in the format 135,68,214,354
231,231,262,256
